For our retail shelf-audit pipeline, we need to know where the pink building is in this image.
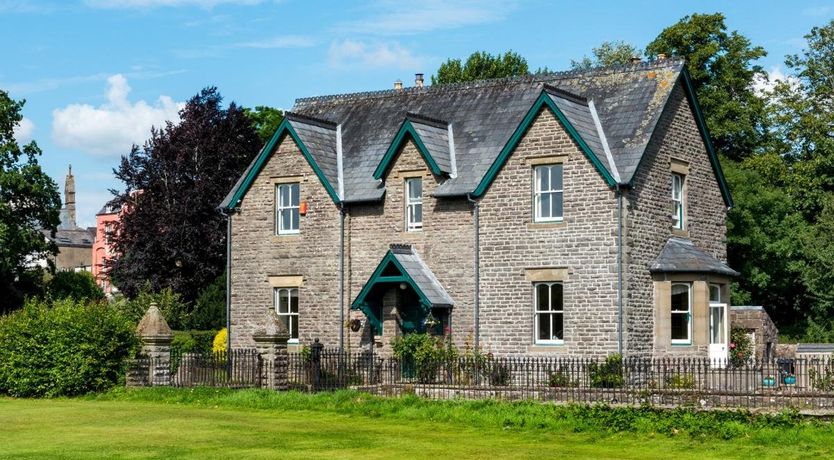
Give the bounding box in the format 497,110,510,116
92,203,119,295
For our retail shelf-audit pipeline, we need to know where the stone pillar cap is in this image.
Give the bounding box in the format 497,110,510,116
253,309,290,341
136,302,173,338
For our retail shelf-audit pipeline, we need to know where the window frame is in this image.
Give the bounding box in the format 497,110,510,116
274,287,299,343
405,177,423,232
533,282,565,345
533,164,564,223
670,282,692,345
709,283,727,345
672,173,685,230
275,183,300,235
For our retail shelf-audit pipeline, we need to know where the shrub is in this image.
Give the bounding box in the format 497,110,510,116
665,373,696,389
110,285,187,329
47,271,104,302
213,328,228,354
485,359,512,386
0,298,139,397
548,368,575,388
171,330,216,356
588,353,624,388
729,327,752,367
191,274,226,331
391,333,456,383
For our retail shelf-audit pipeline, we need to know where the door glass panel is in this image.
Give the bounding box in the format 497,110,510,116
710,306,726,344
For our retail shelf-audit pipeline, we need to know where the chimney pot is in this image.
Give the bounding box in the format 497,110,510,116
657,53,666,60
629,56,642,64
394,79,403,90
415,73,424,88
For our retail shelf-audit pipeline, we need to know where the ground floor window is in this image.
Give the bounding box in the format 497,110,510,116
534,282,564,344
671,283,691,344
274,287,299,341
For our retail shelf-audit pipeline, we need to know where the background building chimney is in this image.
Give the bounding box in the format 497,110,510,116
415,73,424,88
656,53,666,60
629,56,642,64
394,79,403,90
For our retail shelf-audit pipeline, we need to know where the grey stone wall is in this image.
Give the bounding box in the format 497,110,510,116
477,108,619,356
625,82,729,358
730,306,779,359
230,135,343,348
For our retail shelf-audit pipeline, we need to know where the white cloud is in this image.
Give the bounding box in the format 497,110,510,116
84,0,262,9
3,69,186,95
52,74,184,156
231,35,315,49
338,0,516,35
328,40,421,69
753,66,801,95
13,117,35,143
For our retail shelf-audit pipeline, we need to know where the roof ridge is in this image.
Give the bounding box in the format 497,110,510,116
294,58,686,106
285,111,338,129
543,84,588,104
405,112,449,128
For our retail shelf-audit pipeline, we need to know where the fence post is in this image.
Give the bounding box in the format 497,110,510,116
253,310,290,391
311,338,324,390
134,302,174,386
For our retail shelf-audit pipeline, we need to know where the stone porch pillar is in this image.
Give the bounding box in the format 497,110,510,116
135,302,174,386
253,310,290,390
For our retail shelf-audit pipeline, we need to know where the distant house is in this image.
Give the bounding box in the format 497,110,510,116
92,203,120,295
220,59,753,360
35,166,95,272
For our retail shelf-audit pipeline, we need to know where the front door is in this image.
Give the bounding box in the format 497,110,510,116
709,284,728,367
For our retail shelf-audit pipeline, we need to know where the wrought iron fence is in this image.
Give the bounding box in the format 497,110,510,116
128,349,262,388
287,350,834,410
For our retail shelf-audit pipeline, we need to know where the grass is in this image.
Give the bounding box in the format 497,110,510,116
0,388,832,459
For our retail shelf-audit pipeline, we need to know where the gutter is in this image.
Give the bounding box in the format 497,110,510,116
616,184,624,355
467,193,480,351
339,203,346,353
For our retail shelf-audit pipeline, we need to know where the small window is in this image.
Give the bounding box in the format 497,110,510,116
672,173,685,230
671,283,691,344
534,165,563,222
405,178,423,232
534,282,564,344
276,183,300,235
275,287,299,341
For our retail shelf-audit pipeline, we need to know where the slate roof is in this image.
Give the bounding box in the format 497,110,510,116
651,237,738,276
796,343,834,354
221,58,728,208
389,244,454,307
42,228,95,248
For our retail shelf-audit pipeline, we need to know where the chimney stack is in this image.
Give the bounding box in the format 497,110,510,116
629,56,642,64
415,73,424,88
394,79,403,90
656,53,666,60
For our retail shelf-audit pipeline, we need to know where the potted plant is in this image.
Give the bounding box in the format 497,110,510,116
763,375,777,387
783,373,797,385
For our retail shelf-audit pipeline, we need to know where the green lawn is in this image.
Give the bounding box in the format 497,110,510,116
0,390,832,459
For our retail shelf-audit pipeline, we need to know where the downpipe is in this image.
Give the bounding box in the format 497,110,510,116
467,194,480,351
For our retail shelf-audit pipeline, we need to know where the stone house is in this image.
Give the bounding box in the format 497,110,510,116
220,59,740,359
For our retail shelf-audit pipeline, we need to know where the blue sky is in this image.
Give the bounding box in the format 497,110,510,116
2,0,832,227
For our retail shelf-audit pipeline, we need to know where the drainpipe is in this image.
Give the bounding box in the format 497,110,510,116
467,194,480,351
616,185,624,355
219,207,234,353
339,203,346,353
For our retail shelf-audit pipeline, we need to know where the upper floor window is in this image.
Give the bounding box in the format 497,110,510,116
276,183,300,235
534,164,563,222
671,283,691,345
672,173,685,230
275,287,299,341
405,178,423,232
534,282,564,344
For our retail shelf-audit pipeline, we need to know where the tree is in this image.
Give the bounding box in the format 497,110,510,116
646,13,769,161
0,90,61,313
432,51,529,86
244,106,284,144
571,41,641,70
47,271,105,302
109,87,261,305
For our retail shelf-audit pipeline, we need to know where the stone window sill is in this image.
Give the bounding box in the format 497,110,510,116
527,344,567,353
527,221,566,230
671,228,689,238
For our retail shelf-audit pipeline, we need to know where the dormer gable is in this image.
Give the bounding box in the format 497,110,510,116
373,113,456,181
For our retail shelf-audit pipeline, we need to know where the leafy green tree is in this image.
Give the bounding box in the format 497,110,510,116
646,13,769,161
0,90,61,313
432,51,529,85
47,271,105,302
244,106,284,144
190,273,225,330
571,41,641,70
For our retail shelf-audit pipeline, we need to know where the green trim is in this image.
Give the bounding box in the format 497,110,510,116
226,118,341,210
350,250,436,315
373,120,444,180
472,91,617,198
680,68,734,208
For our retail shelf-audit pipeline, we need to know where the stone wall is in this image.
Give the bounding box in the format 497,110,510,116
730,306,779,360
230,134,343,348
477,108,619,356
625,82,729,358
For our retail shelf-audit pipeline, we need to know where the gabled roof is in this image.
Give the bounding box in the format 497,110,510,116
351,244,453,311
221,59,732,209
42,228,95,248
373,113,454,179
651,237,738,276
